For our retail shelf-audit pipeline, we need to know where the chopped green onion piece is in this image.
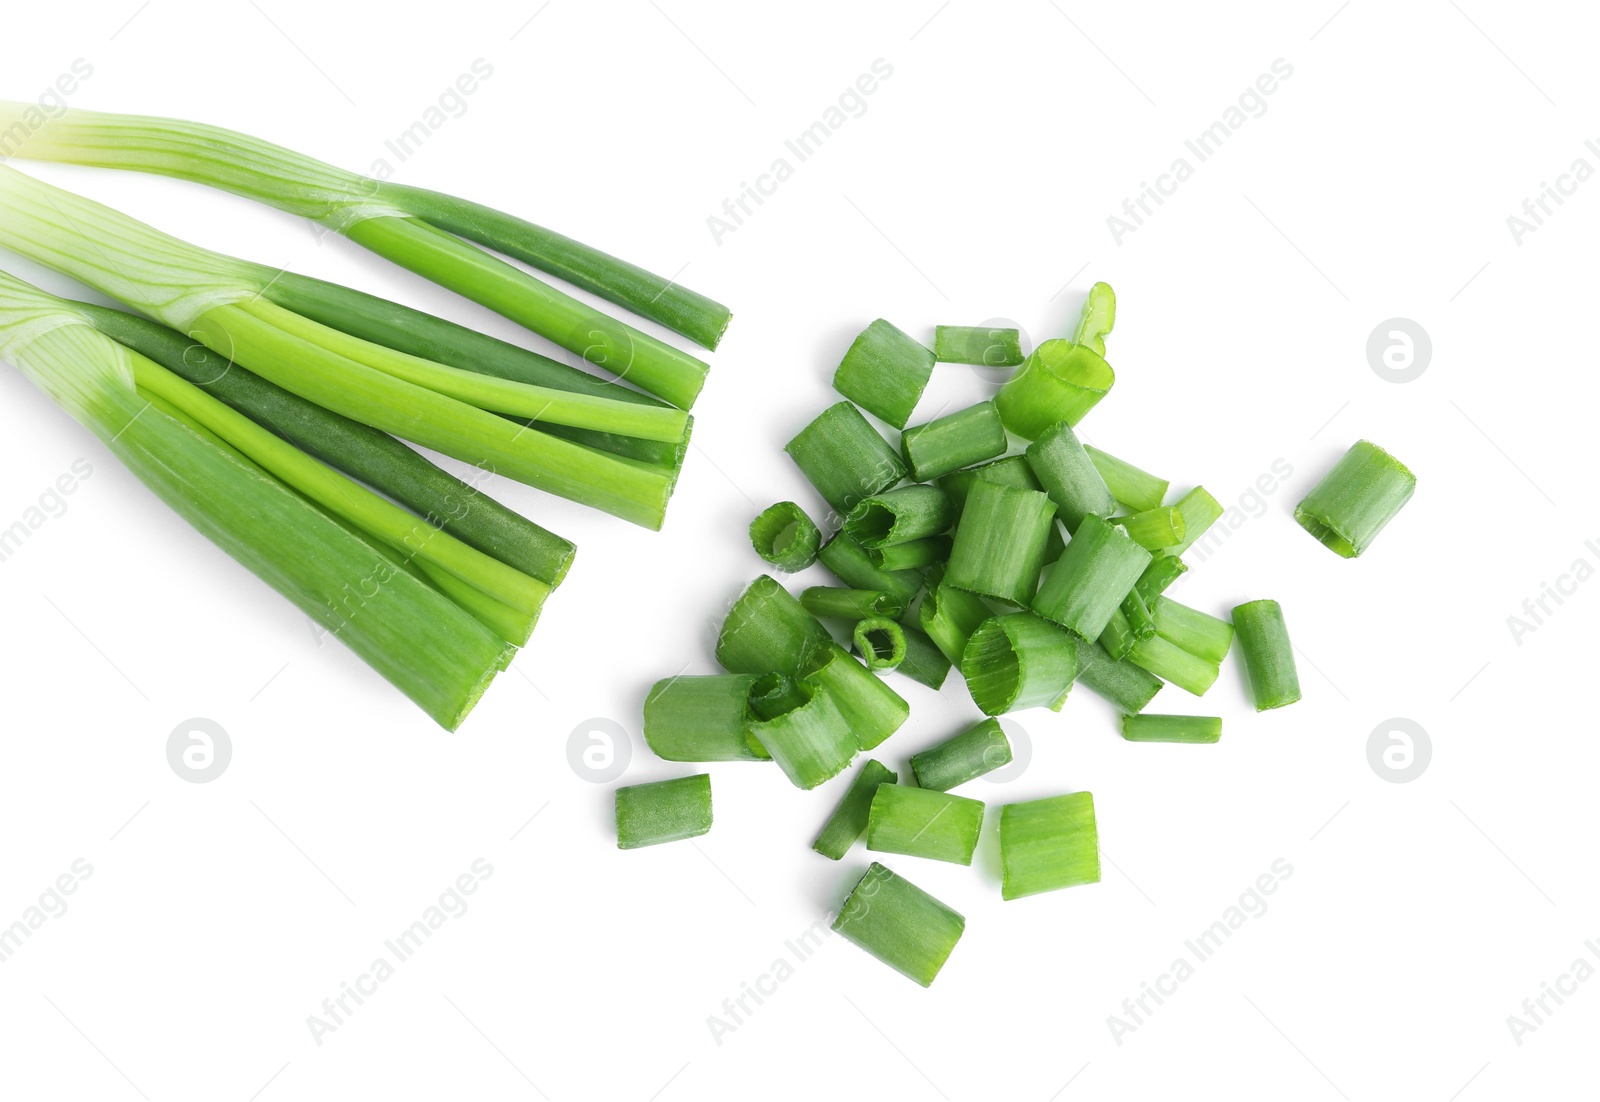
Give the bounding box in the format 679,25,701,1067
801,587,905,622
643,675,768,762
895,625,953,690
1111,506,1186,550
1161,487,1224,557
1120,714,1222,744
994,339,1114,440
832,319,935,429
900,401,1009,482
1120,588,1157,641
818,531,925,604
747,673,857,789
615,774,713,849
1134,554,1188,603
1025,420,1117,533
999,792,1101,900
1151,597,1234,665
845,485,955,548
854,617,907,671
798,641,910,751
1074,640,1164,714
832,862,965,987
812,760,898,860
1072,282,1116,356
1084,445,1167,513
715,575,831,676
945,480,1057,606
785,402,907,514
1033,516,1152,639
933,325,1025,366
867,785,985,866
962,614,1080,715
917,565,995,666
1294,440,1416,558
940,454,1065,560
911,718,1012,790
750,501,822,572
1098,608,1139,662
1128,634,1220,697
867,536,951,572
1232,599,1302,711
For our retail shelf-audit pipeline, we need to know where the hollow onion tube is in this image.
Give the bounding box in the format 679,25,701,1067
1072,282,1116,356
845,485,955,548
615,774,713,849
750,501,822,572
800,587,905,622
747,673,857,790
854,617,907,671
1128,634,1220,697
867,785,984,866
999,792,1101,900
817,532,924,604
1120,589,1157,642
911,718,1012,791
917,565,994,666
1232,599,1302,711
785,401,907,514
867,536,951,572
1025,420,1116,533
812,760,898,860
1162,487,1224,558
715,576,832,676
1151,597,1234,665
831,319,935,429
798,641,910,751
933,325,1025,366
994,339,1114,439
945,481,1057,606
1084,445,1166,513
1134,554,1188,603
962,614,1079,715
895,625,952,690
1074,640,1163,715
939,454,1065,560
0,104,726,402
1033,516,1152,639
900,402,1008,482
1111,506,1186,551
1120,714,1222,744
1294,440,1416,558
642,674,769,762
832,862,966,987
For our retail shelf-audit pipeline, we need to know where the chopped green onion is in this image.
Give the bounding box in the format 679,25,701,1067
1120,589,1157,641
750,501,822,572
1151,597,1234,665
854,617,908,671
1025,420,1116,533
962,614,1080,715
845,485,955,548
1294,440,1416,558
900,401,1008,482
867,785,984,866
1231,599,1302,711
917,564,995,666
798,641,910,751
1033,515,1152,639
1134,554,1188,603
1084,445,1167,513
999,792,1101,900
615,774,713,849
785,401,907,514
1120,714,1222,744
642,675,768,762
818,531,925,604
812,760,898,860
895,625,953,690
801,587,905,622
994,339,1114,440
715,575,831,676
933,325,1025,366
1128,634,1220,697
867,536,951,572
911,718,1012,790
747,673,857,790
1072,282,1116,356
832,319,935,429
1098,608,1139,662
1110,506,1186,550
1074,640,1163,714
940,454,1065,559
945,480,1058,606
832,862,965,987
1161,487,1224,557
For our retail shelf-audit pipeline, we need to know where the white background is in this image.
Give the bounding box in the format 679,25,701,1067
1,2,1594,1099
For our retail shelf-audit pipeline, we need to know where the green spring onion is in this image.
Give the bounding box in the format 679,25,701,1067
832,319,936,429
867,785,985,866
715,575,831,676
1074,640,1164,715
1128,634,1220,697
1097,608,1140,662
750,501,822,572
800,587,906,622
642,675,769,762
1084,445,1167,513
785,401,907,514
1033,515,1152,639
817,532,925,604
894,625,953,690
832,862,966,987
854,617,908,671
945,480,1058,606
748,673,857,790
1119,589,1157,642
999,792,1101,900
1025,420,1117,533
933,325,1025,366
1162,487,1224,558
1120,714,1222,744
900,401,1009,483
911,718,1012,790
1072,282,1116,356
939,454,1065,560
1110,506,1186,550
867,536,951,572
917,564,995,666
812,760,898,860
1231,599,1302,711
1151,597,1234,665
615,774,714,849
797,641,910,751
962,614,1080,715
845,485,956,548
1295,440,1416,558
994,339,1114,440
1134,554,1188,603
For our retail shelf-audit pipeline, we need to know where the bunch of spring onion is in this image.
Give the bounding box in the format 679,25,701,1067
0,110,730,728
623,283,1416,987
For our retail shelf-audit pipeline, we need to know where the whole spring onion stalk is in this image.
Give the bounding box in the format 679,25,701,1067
0,103,729,405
